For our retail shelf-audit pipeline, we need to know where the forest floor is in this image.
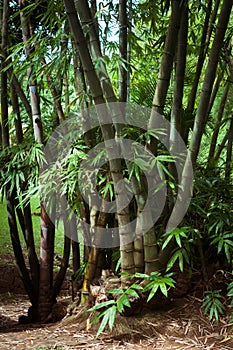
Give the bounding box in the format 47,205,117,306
1,293,233,350
1,255,233,349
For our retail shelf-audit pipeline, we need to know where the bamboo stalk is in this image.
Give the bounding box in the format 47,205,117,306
64,0,135,280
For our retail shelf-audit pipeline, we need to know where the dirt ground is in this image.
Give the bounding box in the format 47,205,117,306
1,291,233,350
1,253,233,349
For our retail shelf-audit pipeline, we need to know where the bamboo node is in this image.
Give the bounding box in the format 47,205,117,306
144,243,157,247
144,259,159,263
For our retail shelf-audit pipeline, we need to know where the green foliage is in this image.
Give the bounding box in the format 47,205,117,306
135,271,175,300
162,227,199,272
187,172,233,267
204,181,233,265
162,228,188,250
0,195,65,258
88,271,175,336
202,290,225,322
89,281,142,337
72,262,87,283
0,199,12,256
131,78,156,107
206,186,233,265
0,143,44,199
210,231,233,265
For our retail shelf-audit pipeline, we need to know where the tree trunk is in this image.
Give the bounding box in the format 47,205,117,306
170,0,188,176
186,0,212,114
132,176,145,273
189,0,233,165
158,0,233,272
141,0,183,272
18,1,43,142
39,204,55,321
0,48,32,121
90,0,100,48
127,0,132,100
1,0,9,147
11,62,40,309
119,0,128,102
52,201,71,301
206,72,222,118
10,84,23,144
24,202,40,302
1,2,37,304
207,82,229,166
7,191,37,306
148,0,182,155
225,114,233,180
18,0,55,322
75,0,118,104
41,57,65,123
214,128,231,162
81,194,99,303
81,196,110,302
64,0,135,281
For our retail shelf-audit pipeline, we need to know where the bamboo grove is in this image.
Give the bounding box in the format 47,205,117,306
0,0,233,323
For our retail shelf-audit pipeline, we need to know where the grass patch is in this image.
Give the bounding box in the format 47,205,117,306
0,196,65,259
0,199,12,255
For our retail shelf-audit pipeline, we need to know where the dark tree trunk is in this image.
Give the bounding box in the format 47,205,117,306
148,0,183,155
52,234,70,302
10,84,24,144
214,128,231,161
127,0,132,99
70,216,80,273
39,204,55,321
1,0,9,147
225,115,233,180
23,202,40,303
11,82,40,305
119,0,128,102
187,0,212,113
41,57,65,123
52,198,71,301
207,82,229,165
170,1,188,159
90,0,100,48
6,191,37,306
18,0,56,322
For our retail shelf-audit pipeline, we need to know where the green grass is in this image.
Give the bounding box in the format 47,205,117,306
0,196,65,259
0,198,11,255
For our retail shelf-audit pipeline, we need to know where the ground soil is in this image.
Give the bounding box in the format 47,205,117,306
1,255,233,349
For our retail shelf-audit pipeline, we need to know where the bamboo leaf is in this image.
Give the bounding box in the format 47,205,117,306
119,294,131,308
166,250,180,272
175,234,182,248
131,283,144,291
96,309,111,337
147,284,159,301
162,234,173,250
125,289,140,298
108,305,117,331
109,289,123,295
88,299,115,312
160,282,168,297
116,299,124,313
